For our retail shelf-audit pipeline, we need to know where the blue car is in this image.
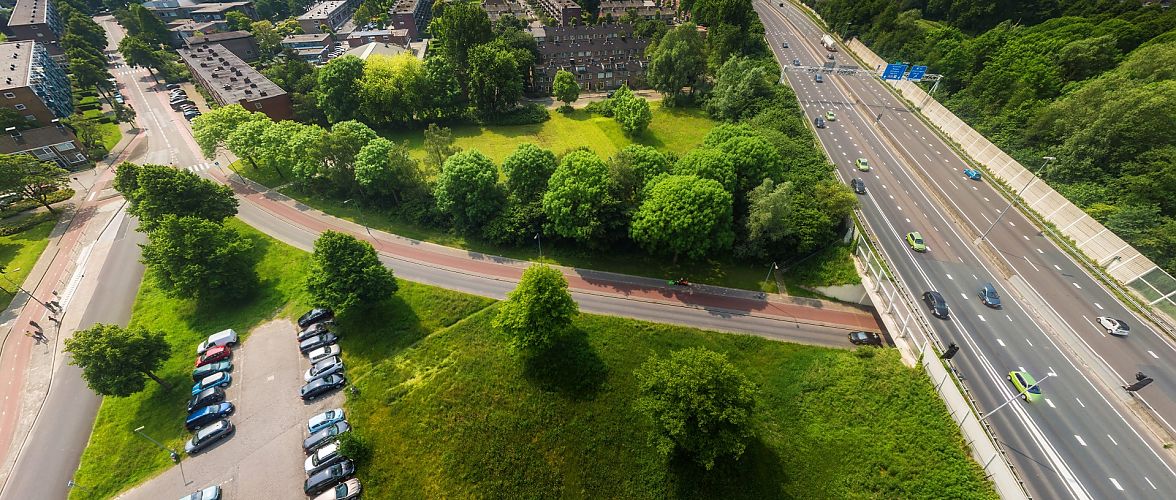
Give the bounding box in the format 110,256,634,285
191,360,232,382
186,402,235,431
191,371,232,395
963,167,982,180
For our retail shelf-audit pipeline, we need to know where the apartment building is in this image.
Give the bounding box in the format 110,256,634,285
597,0,676,21
535,0,581,26
5,0,64,55
481,0,532,23
344,29,409,48
178,44,292,120
298,0,360,34
281,33,335,63
0,122,87,169
143,0,256,23
184,31,261,62
0,41,72,124
531,24,649,93
388,0,432,40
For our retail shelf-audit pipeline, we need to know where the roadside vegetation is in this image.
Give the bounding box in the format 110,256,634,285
0,216,57,311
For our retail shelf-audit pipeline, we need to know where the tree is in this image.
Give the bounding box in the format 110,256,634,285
423,123,460,174
493,264,579,352
250,20,282,59
705,56,780,121
434,150,505,232
611,85,653,135
225,11,251,30
192,104,259,157
305,231,398,316
428,0,493,68
630,175,733,261
358,53,428,125
64,324,173,397
634,347,759,470
263,120,328,184
324,120,379,192
608,144,670,208
542,150,618,244
141,215,257,302
422,53,466,121
316,55,365,123
226,115,287,180
673,148,736,193
721,135,785,197
552,69,580,109
117,34,167,80
354,137,420,204
0,154,68,214
645,23,707,101
116,163,238,230
743,179,855,257
501,143,557,203
467,39,526,115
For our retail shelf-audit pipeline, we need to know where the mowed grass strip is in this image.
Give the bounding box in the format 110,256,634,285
0,217,57,310
342,309,995,499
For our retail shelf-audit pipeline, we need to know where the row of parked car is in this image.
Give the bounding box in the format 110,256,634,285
166,84,201,121
184,329,240,456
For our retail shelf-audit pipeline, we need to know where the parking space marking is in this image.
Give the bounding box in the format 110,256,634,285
1072,282,1081,289
1149,351,1159,359
1094,303,1103,309
978,315,987,322
1076,398,1086,408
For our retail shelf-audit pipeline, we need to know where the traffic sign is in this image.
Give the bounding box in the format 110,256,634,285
907,65,928,81
882,63,908,80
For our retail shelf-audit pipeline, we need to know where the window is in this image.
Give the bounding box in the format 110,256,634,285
3,93,13,98
13,104,25,110
254,103,263,110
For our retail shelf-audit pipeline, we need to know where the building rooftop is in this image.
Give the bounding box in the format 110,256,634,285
178,43,286,104
9,0,51,28
185,31,254,44
299,0,348,20
0,123,77,155
391,0,427,15
190,2,252,14
343,41,408,60
282,33,333,43
0,41,34,89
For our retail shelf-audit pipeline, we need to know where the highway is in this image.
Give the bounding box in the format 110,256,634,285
755,1,1176,497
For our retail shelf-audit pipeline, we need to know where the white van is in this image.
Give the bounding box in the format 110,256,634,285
196,329,239,354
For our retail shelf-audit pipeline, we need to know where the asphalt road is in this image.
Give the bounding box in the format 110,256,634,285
756,1,1176,497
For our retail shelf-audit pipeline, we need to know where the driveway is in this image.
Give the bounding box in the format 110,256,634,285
117,319,344,499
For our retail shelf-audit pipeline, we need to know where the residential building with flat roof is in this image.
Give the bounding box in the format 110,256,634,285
178,43,292,120
481,0,533,23
298,0,360,34
344,29,408,47
6,0,64,55
0,122,87,169
185,30,261,61
388,0,431,41
535,0,580,25
0,41,72,123
597,0,675,21
531,24,649,94
143,0,256,23
281,33,335,63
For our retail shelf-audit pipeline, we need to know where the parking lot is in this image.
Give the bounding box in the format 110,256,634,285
117,319,344,500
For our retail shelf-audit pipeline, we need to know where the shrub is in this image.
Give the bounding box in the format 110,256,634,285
480,103,551,126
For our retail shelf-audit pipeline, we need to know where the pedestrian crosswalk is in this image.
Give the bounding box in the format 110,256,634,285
187,162,218,172
112,67,146,76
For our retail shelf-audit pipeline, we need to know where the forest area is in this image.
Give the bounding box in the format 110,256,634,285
803,0,1176,276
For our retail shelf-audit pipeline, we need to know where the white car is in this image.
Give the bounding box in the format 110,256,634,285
307,344,341,363
312,478,361,500
1097,316,1130,336
305,441,345,475
178,485,220,500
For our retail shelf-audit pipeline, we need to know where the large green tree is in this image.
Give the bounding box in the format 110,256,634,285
324,120,379,192
634,347,759,470
140,215,257,302
608,144,670,209
428,0,493,69
673,148,736,193
542,150,618,244
115,163,238,230
705,56,780,121
611,85,653,136
306,231,399,316
192,104,259,157
117,34,167,80
65,324,173,397
354,137,420,204
0,154,68,214
467,39,526,115
645,23,707,101
316,55,365,124
630,175,734,261
552,69,580,109
358,53,428,126
434,150,505,232
492,264,579,352
501,143,557,203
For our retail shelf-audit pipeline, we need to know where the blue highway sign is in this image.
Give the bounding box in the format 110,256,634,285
882,63,908,80
907,65,928,81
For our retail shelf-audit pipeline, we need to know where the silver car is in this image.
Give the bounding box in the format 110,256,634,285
305,356,344,382
1097,316,1130,336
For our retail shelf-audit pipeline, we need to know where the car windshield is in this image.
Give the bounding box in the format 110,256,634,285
914,236,923,244
1027,384,1041,395
335,483,350,495
1118,321,1130,331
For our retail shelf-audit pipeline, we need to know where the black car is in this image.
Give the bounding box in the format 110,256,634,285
922,291,949,318
299,333,339,354
848,331,882,346
297,321,335,342
165,83,182,90
305,460,356,496
301,374,346,401
851,178,866,194
184,419,234,454
187,387,226,413
977,283,1002,308
304,422,351,454
298,308,335,329
814,116,826,128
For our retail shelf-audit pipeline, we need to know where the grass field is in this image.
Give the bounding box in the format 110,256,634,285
97,121,122,151
0,218,57,311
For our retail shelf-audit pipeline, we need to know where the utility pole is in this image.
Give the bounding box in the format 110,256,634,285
976,156,1054,245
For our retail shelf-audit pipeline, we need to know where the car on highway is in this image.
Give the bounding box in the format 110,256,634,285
848,331,882,346
963,167,982,180
178,485,221,500
905,231,926,252
814,74,823,83
922,291,949,319
196,329,238,355
305,356,344,382
299,332,339,354
781,41,789,48
184,419,234,454
977,282,1002,308
190,371,232,395
195,345,231,367
187,387,226,413
304,460,356,496
308,408,346,434
191,360,231,381
304,422,350,454
307,344,341,364
792,58,800,66
185,402,235,431
1008,370,1042,402
297,321,335,342
850,177,866,194
299,308,335,329
814,116,826,128
825,111,836,121
854,157,870,171
301,374,346,401
312,478,361,500
305,441,346,475
1097,316,1130,336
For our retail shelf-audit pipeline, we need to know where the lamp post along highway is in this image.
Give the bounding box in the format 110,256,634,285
976,156,1055,244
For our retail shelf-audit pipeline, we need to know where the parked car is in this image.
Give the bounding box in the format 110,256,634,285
297,321,335,342
848,331,882,346
184,419,234,454
299,333,338,354
304,422,350,454
299,308,335,329
301,374,346,401
195,345,231,367
854,157,870,171
850,178,866,194
814,74,823,83
963,167,982,180
196,329,239,355
304,441,346,475
304,460,356,496
307,344,341,363
905,231,927,252
187,387,226,413
178,485,221,500
185,402,235,431
191,360,231,381
114,95,125,104
165,83,182,90
308,408,346,434
922,291,949,319
814,116,826,128
191,371,232,395
168,94,188,102
1008,370,1042,402
1097,316,1130,336
305,356,344,382
312,478,361,500
171,100,195,109
977,282,1002,308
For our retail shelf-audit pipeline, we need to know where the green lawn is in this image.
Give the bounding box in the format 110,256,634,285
0,217,57,311
97,121,122,151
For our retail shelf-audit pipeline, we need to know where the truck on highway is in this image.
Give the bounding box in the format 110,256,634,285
821,34,837,51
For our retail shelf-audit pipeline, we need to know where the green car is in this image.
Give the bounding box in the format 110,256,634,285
905,231,926,252
1008,370,1042,402
854,158,870,171
825,111,836,121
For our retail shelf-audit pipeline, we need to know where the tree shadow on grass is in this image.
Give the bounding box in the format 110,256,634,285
521,327,608,401
669,437,790,500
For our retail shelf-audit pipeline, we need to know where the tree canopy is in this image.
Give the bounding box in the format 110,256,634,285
65,324,173,397
542,150,618,244
492,264,579,352
114,163,238,230
306,230,399,316
140,215,258,302
501,143,557,203
630,175,734,261
434,150,505,232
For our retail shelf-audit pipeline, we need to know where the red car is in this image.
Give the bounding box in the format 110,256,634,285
195,345,232,367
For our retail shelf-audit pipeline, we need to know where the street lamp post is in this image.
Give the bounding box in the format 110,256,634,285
0,266,52,309
976,156,1055,244
133,426,189,485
